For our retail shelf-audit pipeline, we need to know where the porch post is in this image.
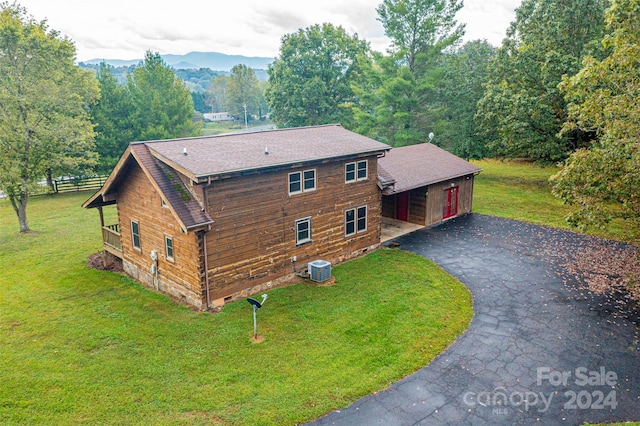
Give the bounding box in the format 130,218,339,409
98,205,105,228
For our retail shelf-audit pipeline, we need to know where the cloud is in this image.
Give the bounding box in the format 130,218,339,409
26,0,519,61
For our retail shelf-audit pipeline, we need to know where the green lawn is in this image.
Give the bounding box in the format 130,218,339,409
472,159,640,244
0,192,472,425
201,119,273,136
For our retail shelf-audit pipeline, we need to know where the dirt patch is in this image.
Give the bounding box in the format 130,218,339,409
87,252,124,273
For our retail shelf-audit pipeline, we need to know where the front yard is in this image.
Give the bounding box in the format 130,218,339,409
0,192,472,425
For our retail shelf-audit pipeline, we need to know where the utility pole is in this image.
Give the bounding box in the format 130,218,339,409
243,104,248,129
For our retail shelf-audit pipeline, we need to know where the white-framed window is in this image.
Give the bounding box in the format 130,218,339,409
289,169,316,195
357,160,368,181
345,160,368,183
345,205,367,236
161,198,168,208
165,236,174,260
303,169,316,191
295,217,312,245
131,220,141,250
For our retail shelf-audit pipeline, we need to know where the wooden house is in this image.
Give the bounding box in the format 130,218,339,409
377,143,482,228
84,125,390,310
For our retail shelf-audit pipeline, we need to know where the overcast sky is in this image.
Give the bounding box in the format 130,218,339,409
24,0,522,62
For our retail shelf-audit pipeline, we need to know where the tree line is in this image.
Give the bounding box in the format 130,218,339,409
265,0,640,232
1,0,639,234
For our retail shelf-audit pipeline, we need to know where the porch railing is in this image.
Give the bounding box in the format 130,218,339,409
102,224,122,256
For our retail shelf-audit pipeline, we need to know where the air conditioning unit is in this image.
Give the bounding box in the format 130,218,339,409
308,260,331,282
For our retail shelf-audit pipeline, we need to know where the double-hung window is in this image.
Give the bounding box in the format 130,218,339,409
131,220,141,250
295,217,312,245
345,206,367,236
345,160,368,183
289,169,316,195
165,236,174,260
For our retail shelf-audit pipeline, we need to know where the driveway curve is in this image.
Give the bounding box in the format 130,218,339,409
308,214,640,425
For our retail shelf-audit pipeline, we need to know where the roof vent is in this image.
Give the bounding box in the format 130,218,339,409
183,147,188,156
264,146,269,155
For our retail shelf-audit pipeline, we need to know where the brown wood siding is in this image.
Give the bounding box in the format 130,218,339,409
382,194,395,218
117,163,204,305
203,155,381,299
408,188,427,225
424,175,475,227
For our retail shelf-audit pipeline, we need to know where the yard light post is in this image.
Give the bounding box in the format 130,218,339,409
247,294,268,342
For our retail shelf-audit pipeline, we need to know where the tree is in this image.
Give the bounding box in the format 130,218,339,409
191,91,208,114
352,53,424,146
551,0,640,229
476,0,607,162
352,0,464,146
376,0,464,73
206,75,228,113
266,23,369,128
0,2,98,232
432,40,495,158
91,63,136,174
127,51,200,141
225,64,262,123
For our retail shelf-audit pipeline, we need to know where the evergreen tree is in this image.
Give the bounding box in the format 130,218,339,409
91,63,136,173
434,40,495,158
352,0,464,146
127,51,200,141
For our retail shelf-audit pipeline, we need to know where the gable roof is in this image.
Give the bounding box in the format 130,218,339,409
84,125,389,231
83,144,213,232
378,143,482,194
145,124,390,181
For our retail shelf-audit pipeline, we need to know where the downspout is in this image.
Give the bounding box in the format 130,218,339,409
201,179,212,310
203,231,211,309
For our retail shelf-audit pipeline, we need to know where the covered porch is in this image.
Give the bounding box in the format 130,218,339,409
377,143,482,230
85,199,122,259
381,217,424,243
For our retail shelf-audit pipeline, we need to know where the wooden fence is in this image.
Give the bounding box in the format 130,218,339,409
53,176,107,193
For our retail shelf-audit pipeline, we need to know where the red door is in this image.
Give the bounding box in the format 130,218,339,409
396,192,409,221
443,187,459,219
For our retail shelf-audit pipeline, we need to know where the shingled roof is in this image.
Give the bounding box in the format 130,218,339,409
131,144,213,231
84,125,389,231
83,144,213,232
146,124,390,181
378,143,482,194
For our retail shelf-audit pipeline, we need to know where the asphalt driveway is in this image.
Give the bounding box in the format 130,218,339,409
308,214,640,425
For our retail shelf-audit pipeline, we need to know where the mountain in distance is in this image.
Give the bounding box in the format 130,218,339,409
82,51,274,72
